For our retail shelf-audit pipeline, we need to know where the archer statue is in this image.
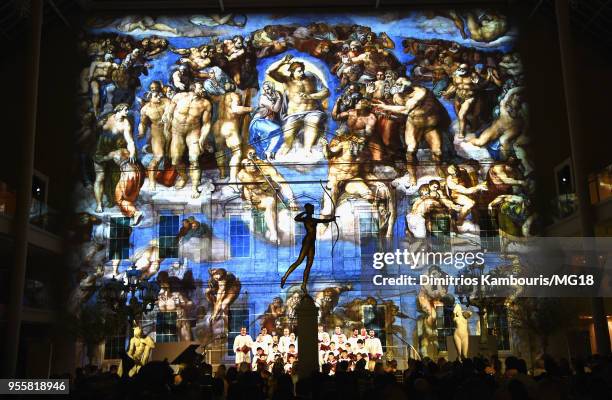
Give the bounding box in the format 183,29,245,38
281,203,336,294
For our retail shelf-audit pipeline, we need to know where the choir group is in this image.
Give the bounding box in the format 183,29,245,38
232,325,384,374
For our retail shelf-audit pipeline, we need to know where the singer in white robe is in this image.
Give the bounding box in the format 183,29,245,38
278,328,291,354
365,330,383,360
232,327,254,364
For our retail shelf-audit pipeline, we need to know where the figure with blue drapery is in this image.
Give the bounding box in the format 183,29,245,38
248,81,284,160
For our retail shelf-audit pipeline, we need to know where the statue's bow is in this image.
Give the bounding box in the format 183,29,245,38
320,180,340,258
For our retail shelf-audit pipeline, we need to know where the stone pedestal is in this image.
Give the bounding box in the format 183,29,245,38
296,294,318,380
446,335,498,360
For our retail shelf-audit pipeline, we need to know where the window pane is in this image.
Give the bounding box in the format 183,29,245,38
487,307,511,351
254,212,266,234
478,209,500,252
109,217,131,260
228,308,250,356
436,305,453,351
362,305,387,350
104,336,126,360
428,214,451,252
159,215,179,258
359,213,379,257
156,312,178,343
230,215,250,258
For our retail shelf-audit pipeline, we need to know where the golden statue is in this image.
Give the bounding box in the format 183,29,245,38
118,325,156,377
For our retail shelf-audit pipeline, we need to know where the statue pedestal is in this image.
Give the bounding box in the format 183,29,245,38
296,294,318,380
446,335,498,360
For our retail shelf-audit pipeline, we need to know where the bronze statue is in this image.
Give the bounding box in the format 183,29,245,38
280,203,336,293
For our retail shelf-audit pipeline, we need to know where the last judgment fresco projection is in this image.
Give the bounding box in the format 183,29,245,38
71,9,535,364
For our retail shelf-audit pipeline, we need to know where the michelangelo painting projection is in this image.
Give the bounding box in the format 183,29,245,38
71,9,533,363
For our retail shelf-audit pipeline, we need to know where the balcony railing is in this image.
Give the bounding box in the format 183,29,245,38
0,182,61,235
29,199,61,235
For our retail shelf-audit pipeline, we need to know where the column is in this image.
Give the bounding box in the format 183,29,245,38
555,0,610,355
296,294,318,380
2,0,43,377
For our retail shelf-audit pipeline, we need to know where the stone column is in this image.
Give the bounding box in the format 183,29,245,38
555,0,610,355
296,295,318,380
2,0,43,378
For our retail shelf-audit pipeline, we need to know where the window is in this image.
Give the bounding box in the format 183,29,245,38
478,210,500,252
230,215,250,258
556,163,573,195
359,213,379,257
428,213,451,252
254,211,266,235
554,160,577,218
30,174,47,222
159,215,179,258
156,312,178,343
227,308,250,356
362,304,387,350
104,336,126,360
436,305,454,351
487,307,511,351
109,217,131,260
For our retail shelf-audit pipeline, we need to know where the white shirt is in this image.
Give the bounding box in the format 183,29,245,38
233,334,254,364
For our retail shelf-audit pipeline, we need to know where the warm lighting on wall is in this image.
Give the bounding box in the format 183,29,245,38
578,315,612,320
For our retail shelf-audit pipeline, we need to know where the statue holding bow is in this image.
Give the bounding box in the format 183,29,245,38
281,203,336,294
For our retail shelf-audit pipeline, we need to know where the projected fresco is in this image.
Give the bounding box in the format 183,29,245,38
71,9,534,362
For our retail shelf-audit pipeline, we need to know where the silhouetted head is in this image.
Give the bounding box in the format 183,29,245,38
304,203,314,214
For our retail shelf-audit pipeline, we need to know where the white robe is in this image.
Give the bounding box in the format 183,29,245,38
233,334,254,364
347,335,361,349
261,334,273,349
355,347,369,361
278,335,291,354
252,353,267,369
268,350,282,364
366,337,383,358
331,333,347,345
252,340,268,357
